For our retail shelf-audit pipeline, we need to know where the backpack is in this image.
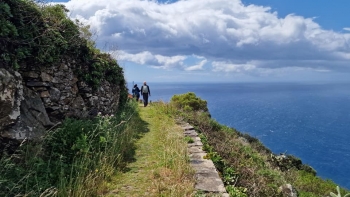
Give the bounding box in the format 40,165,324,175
142,86,148,94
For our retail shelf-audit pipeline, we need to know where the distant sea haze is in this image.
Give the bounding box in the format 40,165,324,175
130,82,350,189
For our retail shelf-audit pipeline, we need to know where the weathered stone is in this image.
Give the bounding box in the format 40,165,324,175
195,173,226,193
279,184,298,197
188,140,203,147
59,64,69,70
71,77,78,84
52,77,61,83
89,96,99,106
1,61,123,142
42,98,51,105
84,93,92,98
63,98,71,105
184,124,228,196
7,87,54,139
98,86,105,92
49,87,61,102
26,81,51,87
0,69,23,129
71,84,78,94
103,99,111,104
40,72,53,82
78,81,88,88
81,87,92,93
72,96,85,109
43,67,54,75
184,130,198,137
188,146,204,154
40,91,50,98
182,125,195,131
33,87,48,91
23,71,39,78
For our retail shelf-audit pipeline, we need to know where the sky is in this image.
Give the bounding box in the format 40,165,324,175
52,0,350,83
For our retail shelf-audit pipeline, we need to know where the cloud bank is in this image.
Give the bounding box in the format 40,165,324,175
62,0,350,78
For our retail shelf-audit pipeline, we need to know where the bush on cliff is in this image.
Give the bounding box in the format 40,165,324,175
171,92,208,112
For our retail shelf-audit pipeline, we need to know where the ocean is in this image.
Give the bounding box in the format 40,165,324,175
130,82,350,189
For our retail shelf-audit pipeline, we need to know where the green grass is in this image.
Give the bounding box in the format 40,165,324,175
100,102,195,197
0,101,141,196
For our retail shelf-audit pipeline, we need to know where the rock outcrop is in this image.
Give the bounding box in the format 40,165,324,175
0,69,23,134
0,61,123,142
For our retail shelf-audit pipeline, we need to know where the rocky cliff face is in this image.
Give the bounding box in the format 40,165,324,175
0,61,122,142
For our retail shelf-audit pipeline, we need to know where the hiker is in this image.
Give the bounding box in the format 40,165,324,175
132,84,140,101
141,81,151,107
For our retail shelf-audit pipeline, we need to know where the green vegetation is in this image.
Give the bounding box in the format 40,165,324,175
184,136,195,143
169,92,349,197
330,186,350,197
0,0,126,94
1,1,132,194
1,0,348,196
171,92,208,112
0,101,140,196
101,102,195,197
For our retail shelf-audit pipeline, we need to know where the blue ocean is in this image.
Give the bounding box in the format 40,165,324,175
130,82,350,189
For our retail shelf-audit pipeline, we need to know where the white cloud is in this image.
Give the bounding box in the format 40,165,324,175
60,0,350,77
185,60,207,71
115,50,186,69
212,61,256,73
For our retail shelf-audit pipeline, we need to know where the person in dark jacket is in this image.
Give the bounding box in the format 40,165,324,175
140,81,151,107
132,84,140,101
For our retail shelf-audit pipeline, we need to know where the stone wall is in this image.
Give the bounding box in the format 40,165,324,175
0,61,122,141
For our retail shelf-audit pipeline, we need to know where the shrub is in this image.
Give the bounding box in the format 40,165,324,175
170,92,208,112
0,101,139,196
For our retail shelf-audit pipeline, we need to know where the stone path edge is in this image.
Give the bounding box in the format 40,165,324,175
182,123,229,197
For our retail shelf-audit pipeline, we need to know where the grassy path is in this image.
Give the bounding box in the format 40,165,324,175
101,103,195,197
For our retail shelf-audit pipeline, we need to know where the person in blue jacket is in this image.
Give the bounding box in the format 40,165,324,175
132,84,140,101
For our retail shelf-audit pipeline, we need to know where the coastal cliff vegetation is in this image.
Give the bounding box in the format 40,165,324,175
1,0,349,196
1,0,125,90
169,92,349,197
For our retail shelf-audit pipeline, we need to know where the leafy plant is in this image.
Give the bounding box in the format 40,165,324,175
223,167,239,185
226,185,248,197
330,186,350,197
184,136,194,143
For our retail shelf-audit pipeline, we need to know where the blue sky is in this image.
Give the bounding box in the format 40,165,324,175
53,0,350,83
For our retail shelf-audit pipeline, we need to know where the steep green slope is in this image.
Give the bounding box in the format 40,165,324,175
169,92,349,197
